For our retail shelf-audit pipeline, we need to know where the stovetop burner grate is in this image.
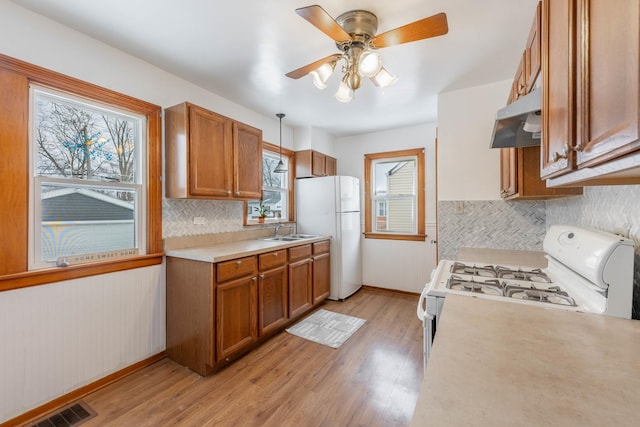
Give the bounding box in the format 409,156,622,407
447,275,504,296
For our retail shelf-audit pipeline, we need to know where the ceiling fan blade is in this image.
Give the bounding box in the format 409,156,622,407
372,12,448,48
295,5,351,42
286,54,343,79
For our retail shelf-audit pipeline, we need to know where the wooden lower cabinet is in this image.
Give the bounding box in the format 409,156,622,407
166,239,331,376
288,244,313,318
166,257,216,376
312,241,331,304
289,258,313,319
216,275,258,362
258,249,288,337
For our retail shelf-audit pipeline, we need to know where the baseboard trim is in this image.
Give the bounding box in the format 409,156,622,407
361,284,420,297
3,351,166,427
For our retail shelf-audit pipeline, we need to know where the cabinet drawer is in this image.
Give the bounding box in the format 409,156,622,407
259,250,286,271
217,256,257,282
288,244,312,263
313,240,330,255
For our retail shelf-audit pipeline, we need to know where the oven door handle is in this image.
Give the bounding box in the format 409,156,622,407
417,287,431,321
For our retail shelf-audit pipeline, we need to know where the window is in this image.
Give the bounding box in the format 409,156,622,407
0,54,162,291
30,86,145,269
245,142,295,224
364,148,426,241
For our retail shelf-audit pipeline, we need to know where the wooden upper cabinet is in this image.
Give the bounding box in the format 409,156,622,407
296,149,337,178
501,146,582,200
540,0,576,179
574,0,640,167
525,1,542,93
542,0,640,185
189,105,232,197
233,121,263,199
500,1,581,200
165,102,262,199
500,148,518,198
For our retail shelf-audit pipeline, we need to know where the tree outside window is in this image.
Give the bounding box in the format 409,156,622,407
31,86,144,267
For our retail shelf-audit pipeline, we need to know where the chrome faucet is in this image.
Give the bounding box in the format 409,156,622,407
274,223,295,237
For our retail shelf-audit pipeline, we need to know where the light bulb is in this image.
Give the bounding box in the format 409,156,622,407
359,51,382,77
310,62,335,90
334,80,353,102
371,67,398,88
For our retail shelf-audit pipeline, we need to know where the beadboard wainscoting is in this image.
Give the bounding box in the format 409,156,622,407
0,265,165,422
437,200,546,260
546,186,640,319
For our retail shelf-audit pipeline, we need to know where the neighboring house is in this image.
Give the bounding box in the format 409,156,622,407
380,161,415,233
41,188,135,261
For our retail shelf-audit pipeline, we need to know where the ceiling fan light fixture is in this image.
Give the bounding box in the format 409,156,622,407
371,67,398,88
358,51,382,77
310,61,336,89
334,77,353,102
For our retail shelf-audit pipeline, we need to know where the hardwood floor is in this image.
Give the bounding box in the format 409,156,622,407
79,288,423,426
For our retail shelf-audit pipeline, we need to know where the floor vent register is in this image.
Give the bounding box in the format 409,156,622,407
29,400,96,427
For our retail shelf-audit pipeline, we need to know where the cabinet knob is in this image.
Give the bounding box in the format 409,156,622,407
273,252,278,256
235,191,240,196
236,260,241,265
551,144,569,162
227,190,231,195
259,274,265,279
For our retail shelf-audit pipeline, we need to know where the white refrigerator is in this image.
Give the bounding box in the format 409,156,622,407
295,176,362,300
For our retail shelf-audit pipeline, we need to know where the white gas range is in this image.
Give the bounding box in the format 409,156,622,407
417,225,635,369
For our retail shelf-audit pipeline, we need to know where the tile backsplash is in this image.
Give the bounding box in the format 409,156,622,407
546,185,640,319
162,199,244,238
437,200,546,260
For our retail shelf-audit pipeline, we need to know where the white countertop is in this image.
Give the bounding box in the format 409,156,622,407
411,294,640,426
165,235,330,263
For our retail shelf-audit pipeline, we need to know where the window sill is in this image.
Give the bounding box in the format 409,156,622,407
364,232,427,242
0,253,163,292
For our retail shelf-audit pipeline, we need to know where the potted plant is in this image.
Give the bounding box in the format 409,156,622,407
254,200,269,223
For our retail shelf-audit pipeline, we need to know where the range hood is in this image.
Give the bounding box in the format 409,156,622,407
490,88,542,149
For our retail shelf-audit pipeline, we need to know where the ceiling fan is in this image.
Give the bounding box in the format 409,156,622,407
286,5,448,102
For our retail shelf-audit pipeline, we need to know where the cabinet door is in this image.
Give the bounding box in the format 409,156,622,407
525,1,542,92
288,258,313,318
575,0,640,167
233,121,263,199
311,150,327,176
312,252,330,304
325,156,337,176
189,106,233,197
216,275,257,362
500,148,517,198
541,0,576,178
258,266,288,336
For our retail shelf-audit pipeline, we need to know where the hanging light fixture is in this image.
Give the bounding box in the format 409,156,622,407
273,113,288,173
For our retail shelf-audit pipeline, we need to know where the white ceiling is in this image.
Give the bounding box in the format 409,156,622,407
12,0,539,136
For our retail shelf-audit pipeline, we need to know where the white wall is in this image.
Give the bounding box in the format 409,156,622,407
437,79,511,201
334,124,438,293
293,125,336,156
0,2,293,422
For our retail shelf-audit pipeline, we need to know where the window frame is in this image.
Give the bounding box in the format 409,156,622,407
244,141,295,225
29,85,147,269
364,148,426,241
0,54,163,292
